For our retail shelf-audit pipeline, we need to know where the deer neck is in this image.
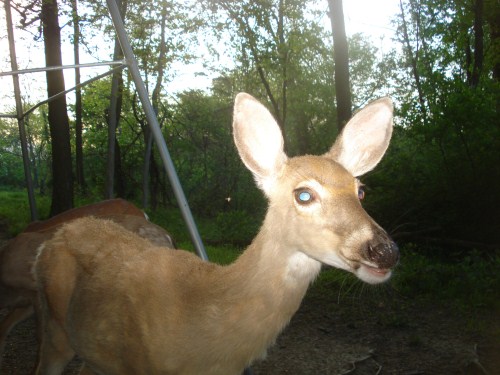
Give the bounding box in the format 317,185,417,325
232,228,322,293
219,215,322,345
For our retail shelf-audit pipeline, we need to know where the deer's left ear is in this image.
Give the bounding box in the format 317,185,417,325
325,98,394,177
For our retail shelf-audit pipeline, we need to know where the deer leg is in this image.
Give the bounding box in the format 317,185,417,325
34,316,74,375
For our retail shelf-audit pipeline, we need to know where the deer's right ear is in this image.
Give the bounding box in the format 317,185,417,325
233,93,287,194
326,97,394,177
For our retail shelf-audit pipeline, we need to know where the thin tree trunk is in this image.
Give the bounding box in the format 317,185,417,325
71,0,85,191
143,0,168,210
114,138,125,197
470,0,484,88
399,0,427,122
278,0,288,130
41,0,74,216
328,0,352,131
105,0,127,199
485,0,499,115
142,130,153,208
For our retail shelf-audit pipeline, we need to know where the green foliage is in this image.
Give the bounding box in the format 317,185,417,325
148,189,262,247
0,191,50,236
207,210,261,246
163,90,268,216
360,0,500,249
392,244,500,309
307,244,500,316
0,110,50,194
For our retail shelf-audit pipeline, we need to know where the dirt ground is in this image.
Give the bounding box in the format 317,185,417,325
1,280,498,375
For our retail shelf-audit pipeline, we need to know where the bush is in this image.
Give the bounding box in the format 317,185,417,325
0,190,51,236
392,244,500,308
204,210,260,246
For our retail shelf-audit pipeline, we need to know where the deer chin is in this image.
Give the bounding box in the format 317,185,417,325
356,263,393,284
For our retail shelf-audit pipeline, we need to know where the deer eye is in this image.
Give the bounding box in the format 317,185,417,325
358,186,366,200
294,188,315,205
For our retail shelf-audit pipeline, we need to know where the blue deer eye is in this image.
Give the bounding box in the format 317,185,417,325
299,191,311,201
294,188,315,205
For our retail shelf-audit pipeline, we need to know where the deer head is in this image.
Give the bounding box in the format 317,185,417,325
233,93,399,284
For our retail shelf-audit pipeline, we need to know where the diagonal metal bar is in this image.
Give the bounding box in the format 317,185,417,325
106,0,208,261
0,60,126,77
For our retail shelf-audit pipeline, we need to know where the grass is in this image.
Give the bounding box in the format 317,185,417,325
0,190,51,236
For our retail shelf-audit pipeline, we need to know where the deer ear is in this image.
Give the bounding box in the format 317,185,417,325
232,93,287,194
326,97,394,177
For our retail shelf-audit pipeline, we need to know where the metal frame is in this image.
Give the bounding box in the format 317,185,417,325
0,0,207,260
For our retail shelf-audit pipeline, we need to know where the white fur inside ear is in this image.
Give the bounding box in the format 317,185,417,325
233,93,287,194
328,98,393,177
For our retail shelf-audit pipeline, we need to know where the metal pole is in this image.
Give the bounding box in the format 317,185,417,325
0,60,126,77
4,0,38,221
105,0,208,261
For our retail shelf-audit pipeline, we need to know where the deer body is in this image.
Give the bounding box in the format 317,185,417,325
37,220,316,374
35,93,399,375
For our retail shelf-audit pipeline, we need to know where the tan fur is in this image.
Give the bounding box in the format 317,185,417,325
34,93,399,375
0,199,175,365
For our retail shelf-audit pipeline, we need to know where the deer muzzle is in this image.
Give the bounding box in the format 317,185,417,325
365,238,400,270
352,230,399,284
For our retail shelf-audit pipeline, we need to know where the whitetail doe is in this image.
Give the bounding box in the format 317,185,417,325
0,199,175,368
34,93,399,375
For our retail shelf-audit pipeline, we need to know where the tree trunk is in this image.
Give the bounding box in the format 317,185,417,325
489,4,500,82
328,0,352,131
41,0,74,216
105,0,127,199
278,0,288,132
114,138,125,198
143,0,168,210
470,0,484,88
484,0,499,114
398,0,427,122
71,0,85,191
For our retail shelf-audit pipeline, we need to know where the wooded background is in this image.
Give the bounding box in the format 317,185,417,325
0,0,498,252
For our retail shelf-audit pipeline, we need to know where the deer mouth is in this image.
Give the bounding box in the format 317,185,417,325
317,251,394,284
361,263,390,275
356,262,393,284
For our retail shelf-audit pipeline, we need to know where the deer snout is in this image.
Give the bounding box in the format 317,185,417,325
364,236,399,270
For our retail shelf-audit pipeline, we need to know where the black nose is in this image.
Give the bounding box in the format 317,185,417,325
365,238,399,269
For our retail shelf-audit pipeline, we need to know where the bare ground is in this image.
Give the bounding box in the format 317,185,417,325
1,279,498,375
